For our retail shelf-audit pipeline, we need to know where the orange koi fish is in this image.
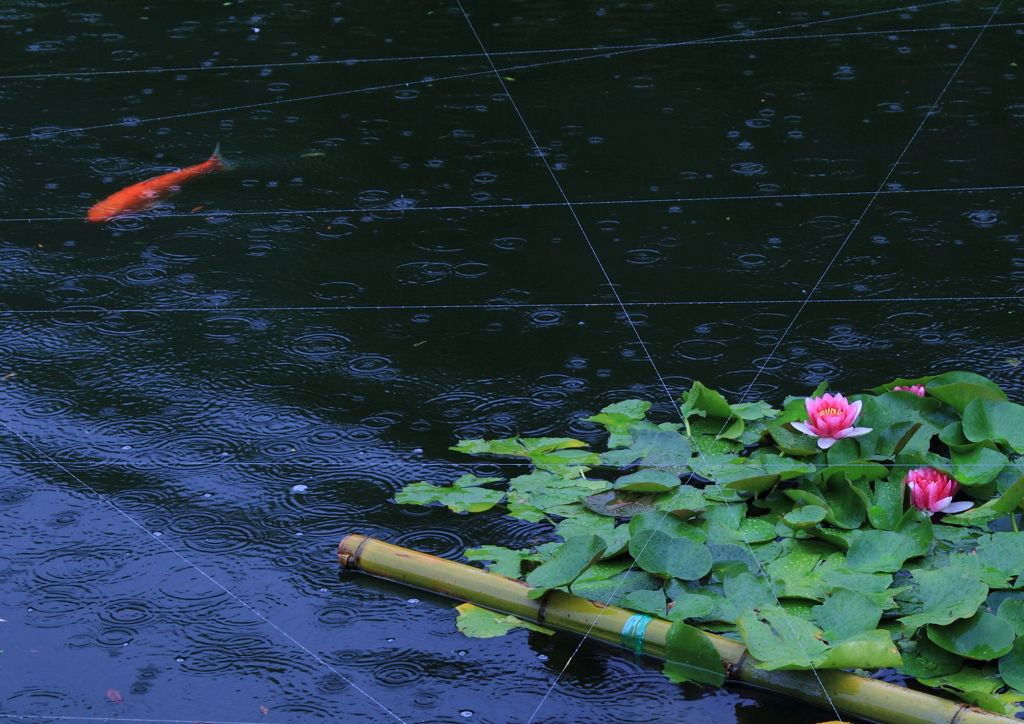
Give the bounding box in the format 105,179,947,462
87,144,226,222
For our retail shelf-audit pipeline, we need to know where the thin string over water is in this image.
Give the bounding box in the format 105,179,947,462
5,182,1024,225
0,1,977,145
0,717,269,724
0,293,1020,317
676,2,1008,719
0,416,410,724
735,0,1009,408
0,0,964,83
453,5,849,723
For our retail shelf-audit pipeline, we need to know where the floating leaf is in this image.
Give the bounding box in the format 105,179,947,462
999,638,1024,691
600,427,691,472
668,592,717,620
663,620,726,686
819,629,902,669
395,475,505,513
926,376,1008,414
764,420,821,456
617,589,668,617
654,486,707,520
976,532,1024,581
918,662,1004,694
898,569,989,631
897,632,964,678
585,400,652,447
613,468,681,493
455,603,554,638
679,381,735,420
928,612,1015,660
813,588,882,642
846,530,921,573
630,529,712,580
962,399,1024,453
998,599,1024,636
526,534,607,598
867,478,904,531
464,546,538,579
782,505,827,530
737,604,829,670
570,569,659,605
765,539,841,600
584,489,657,517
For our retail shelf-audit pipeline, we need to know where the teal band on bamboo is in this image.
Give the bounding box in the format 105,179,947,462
620,613,653,655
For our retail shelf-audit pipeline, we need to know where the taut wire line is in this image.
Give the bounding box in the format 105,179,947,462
734,1,1008,409
5,182,1024,225
0,2,978,145
0,294,1019,317
0,426,409,724
0,0,963,83
454,4,850,724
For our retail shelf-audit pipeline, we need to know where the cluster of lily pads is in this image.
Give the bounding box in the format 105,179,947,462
395,371,1024,715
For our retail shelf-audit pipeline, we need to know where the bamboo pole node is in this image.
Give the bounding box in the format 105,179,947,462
337,534,1017,724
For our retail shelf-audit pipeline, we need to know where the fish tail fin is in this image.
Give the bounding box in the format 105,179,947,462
209,142,231,171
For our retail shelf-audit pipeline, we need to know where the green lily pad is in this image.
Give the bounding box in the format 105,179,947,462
585,400,652,447
897,632,964,678
464,546,539,579
782,504,827,530
455,603,554,638
526,534,607,598
918,662,1004,693
679,380,735,420
737,604,829,670
663,620,727,686
764,419,821,456
898,568,988,631
654,486,708,520
395,474,506,513
998,598,1024,636
927,378,1008,414
928,612,1016,660
584,489,657,517
962,399,1024,454
630,529,713,580
846,530,921,573
867,478,905,531
813,588,882,642
819,629,902,669
999,638,1024,691
600,427,692,472
617,588,668,618
613,468,681,493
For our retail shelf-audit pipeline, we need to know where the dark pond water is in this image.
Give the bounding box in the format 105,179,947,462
2,1,1024,723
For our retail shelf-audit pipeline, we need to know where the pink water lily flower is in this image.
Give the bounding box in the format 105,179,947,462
791,392,872,449
906,467,973,514
893,384,926,397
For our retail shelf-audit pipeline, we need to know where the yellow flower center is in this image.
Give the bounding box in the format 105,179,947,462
818,407,842,417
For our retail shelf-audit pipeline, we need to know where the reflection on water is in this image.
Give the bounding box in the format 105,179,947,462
2,1,1024,723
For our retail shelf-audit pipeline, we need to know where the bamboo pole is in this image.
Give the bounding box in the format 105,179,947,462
338,534,1014,724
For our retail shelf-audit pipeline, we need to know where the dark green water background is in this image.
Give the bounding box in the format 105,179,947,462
2,1,1024,723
